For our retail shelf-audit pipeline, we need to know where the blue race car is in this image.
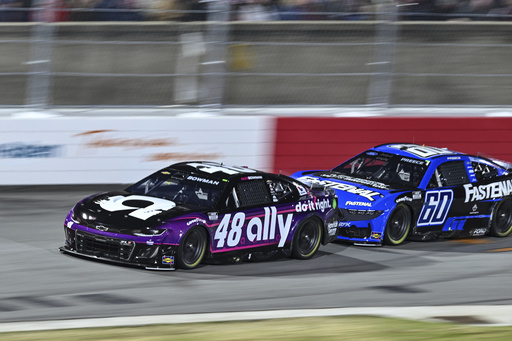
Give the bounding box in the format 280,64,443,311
60,161,339,270
291,143,512,246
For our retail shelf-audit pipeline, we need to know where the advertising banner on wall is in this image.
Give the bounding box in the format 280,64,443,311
0,116,274,185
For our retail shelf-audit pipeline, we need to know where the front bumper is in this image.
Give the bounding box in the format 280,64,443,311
336,221,383,245
61,227,177,270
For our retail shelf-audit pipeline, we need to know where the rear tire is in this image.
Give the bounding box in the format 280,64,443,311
176,227,207,270
292,218,322,260
384,204,411,246
490,199,512,237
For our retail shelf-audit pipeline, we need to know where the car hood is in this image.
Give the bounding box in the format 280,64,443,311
72,191,198,230
293,171,395,206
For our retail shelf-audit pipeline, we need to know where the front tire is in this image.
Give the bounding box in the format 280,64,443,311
292,218,322,260
176,227,207,270
490,199,512,237
384,204,411,246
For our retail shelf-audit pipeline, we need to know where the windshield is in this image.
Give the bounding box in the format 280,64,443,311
126,169,227,208
332,151,428,189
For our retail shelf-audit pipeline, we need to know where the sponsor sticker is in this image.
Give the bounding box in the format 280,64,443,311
187,218,207,226
463,179,512,203
295,183,308,196
162,256,174,265
214,207,293,248
345,201,372,207
327,221,338,236
299,176,382,201
371,232,382,240
472,228,487,237
295,198,332,212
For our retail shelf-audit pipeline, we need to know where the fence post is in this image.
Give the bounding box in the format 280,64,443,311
200,0,230,109
25,1,55,108
365,0,399,108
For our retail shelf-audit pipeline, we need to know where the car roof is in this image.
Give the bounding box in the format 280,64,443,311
372,143,465,161
167,161,267,180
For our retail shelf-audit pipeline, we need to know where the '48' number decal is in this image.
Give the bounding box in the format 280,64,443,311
417,190,454,226
214,207,293,249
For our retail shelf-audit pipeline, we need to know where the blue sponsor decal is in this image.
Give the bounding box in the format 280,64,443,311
0,143,62,158
162,256,174,265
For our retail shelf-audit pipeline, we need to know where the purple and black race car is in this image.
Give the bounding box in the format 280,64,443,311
60,161,339,270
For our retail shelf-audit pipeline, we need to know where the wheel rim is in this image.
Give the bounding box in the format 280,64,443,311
494,201,512,235
297,221,319,255
182,230,204,265
388,207,410,242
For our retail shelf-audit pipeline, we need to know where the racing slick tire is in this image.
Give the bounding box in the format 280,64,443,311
291,218,322,260
176,227,207,270
490,199,512,238
384,204,411,246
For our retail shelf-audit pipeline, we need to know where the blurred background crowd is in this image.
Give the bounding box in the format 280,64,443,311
0,0,511,22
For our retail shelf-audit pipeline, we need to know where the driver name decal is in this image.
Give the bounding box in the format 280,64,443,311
186,176,220,186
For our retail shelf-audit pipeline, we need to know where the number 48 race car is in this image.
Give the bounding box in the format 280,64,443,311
60,161,339,270
291,143,512,246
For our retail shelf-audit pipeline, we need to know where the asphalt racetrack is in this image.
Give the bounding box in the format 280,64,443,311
2,185,512,325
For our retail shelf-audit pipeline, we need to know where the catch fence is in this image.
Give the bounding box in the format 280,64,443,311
1,2,511,109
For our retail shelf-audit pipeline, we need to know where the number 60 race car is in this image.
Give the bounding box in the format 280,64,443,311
291,143,512,246
60,161,339,270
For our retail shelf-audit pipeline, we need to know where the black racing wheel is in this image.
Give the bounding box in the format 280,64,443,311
490,199,512,238
176,227,207,270
291,218,322,260
384,204,411,246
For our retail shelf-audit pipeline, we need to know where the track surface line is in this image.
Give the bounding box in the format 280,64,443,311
2,306,512,332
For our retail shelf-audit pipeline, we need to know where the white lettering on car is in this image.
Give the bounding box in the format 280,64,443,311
186,175,220,186
298,176,381,201
295,198,332,212
463,179,512,203
187,162,257,175
345,201,372,207
214,207,293,249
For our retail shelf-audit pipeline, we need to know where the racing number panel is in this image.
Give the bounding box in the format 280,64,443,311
416,160,498,235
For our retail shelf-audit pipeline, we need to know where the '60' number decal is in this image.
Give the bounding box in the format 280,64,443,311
417,190,454,226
